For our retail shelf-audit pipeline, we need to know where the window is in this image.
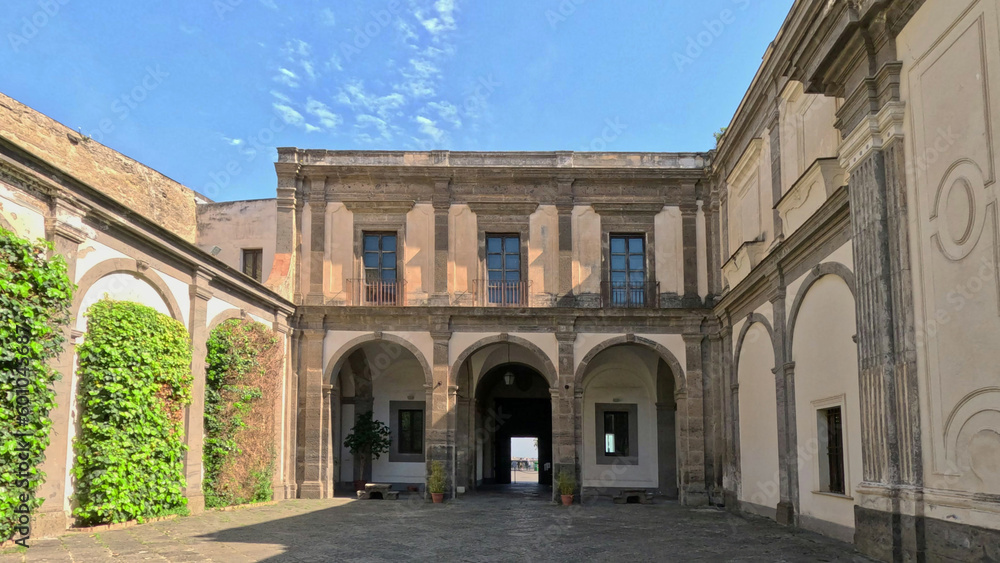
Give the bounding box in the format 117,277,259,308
362,232,398,304
389,401,425,462
486,234,521,304
609,235,646,306
397,409,423,455
595,403,638,465
604,411,629,456
242,248,263,282
821,407,846,495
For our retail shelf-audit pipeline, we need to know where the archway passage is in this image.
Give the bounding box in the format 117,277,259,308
475,363,553,488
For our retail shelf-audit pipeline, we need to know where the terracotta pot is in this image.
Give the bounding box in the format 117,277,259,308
431,492,445,504
561,494,573,506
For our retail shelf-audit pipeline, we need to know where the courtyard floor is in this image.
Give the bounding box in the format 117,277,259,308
3,488,873,562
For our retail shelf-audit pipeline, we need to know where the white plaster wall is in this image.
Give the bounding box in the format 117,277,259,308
195,199,277,283
449,204,477,296
655,206,684,295
385,331,433,378
573,205,601,295
450,332,557,383
529,205,559,297
737,321,780,513
159,270,191,328
74,240,130,284
327,202,354,296
405,203,434,302
0,181,46,240
76,272,172,331
791,274,861,534
778,87,840,194
323,331,372,380
371,356,427,483
898,0,1000,531
784,243,853,309
581,347,659,488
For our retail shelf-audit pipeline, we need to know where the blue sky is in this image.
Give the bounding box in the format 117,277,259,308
1,0,794,202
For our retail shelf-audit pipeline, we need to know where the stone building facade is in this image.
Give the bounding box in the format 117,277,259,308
2,0,999,560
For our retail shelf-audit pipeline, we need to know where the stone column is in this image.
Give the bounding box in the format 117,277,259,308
678,332,707,506
430,179,451,306
297,324,328,498
556,178,574,306
271,320,291,500
34,198,88,537
681,202,700,305
321,384,334,496
182,269,213,514
273,164,300,302
553,330,577,499
769,285,798,525
426,329,453,497
720,316,739,509
308,178,327,304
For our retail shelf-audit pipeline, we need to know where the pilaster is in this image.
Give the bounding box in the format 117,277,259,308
426,329,453,497
430,178,451,306
553,330,577,497
556,177,575,306
681,202,700,304
34,198,88,537
306,177,327,305
183,268,214,514
297,324,328,498
769,285,798,525
678,332,708,506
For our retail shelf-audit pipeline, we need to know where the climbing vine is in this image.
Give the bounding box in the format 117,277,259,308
0,227,73,541
204,318,282,508
72,299,192,526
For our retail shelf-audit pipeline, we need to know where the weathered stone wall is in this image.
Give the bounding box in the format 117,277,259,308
0,93,201,243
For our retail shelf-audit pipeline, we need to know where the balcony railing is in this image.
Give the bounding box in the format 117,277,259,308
601,281,660,308
473,280,532,307
346,279,406,306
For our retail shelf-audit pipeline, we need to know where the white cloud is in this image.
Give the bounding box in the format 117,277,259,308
270,90,292,103
304,124,321,133
336,81,407,119
301,60,316,80
415,115,445,143
273,103,305,127
306,98,343,130
327,54,343,72
415,0,457,37
273,68,299,88
427,101,461,128
320,8,336,26
356,114,393,141
259,0,277,10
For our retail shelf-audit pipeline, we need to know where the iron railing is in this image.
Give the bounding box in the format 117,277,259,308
346,279,406,306
601,281,660,308
473,279,532,307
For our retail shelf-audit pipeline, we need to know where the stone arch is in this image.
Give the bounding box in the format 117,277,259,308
207,308,248,333
573,335,686,394
72,258,184,322
450,334,558,388
786,262,857,356
732,313,776,381
324,333,433,388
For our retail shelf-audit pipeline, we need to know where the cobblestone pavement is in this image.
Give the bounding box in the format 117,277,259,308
2,488,874,562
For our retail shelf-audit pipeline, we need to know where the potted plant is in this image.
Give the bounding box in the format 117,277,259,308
343,411,391,493
428,461,447,503
556,470,576,506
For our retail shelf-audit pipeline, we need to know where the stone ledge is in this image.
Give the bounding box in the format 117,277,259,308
68,513,180,534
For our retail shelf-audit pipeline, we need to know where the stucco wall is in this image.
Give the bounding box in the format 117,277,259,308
898,0,1000,531
196,199,277,284
0,180,46,239
736,319,779,514
371,356,427,483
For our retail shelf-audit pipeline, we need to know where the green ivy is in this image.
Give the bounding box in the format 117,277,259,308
72,299,192,526
204,318,281,508
0,227,72,541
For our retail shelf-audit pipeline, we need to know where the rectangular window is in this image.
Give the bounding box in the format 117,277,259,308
362,232,398,304
823,407,846,495
242,248,263,282
389,401,425,462
609,235,646,306
398,409,423,455
603,411,630,456
486,234,521,304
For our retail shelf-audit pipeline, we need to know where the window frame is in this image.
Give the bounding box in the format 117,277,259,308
812,394,851,498
362,232,399,283
485,233,523,304
389,400,425,463
241,248,263,282
594,403,638,465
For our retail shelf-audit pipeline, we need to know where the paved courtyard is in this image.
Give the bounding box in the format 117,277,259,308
3,489,873,562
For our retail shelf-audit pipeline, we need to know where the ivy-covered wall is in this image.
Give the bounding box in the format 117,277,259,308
72,299,192,526
204,318,282,508
0,227,73,541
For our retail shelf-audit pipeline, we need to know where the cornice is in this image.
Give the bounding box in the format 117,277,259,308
467,201,539,217
341,199,416,214
590,202,664,217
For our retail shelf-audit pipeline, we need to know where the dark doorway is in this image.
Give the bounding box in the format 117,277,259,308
475,363,553,488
